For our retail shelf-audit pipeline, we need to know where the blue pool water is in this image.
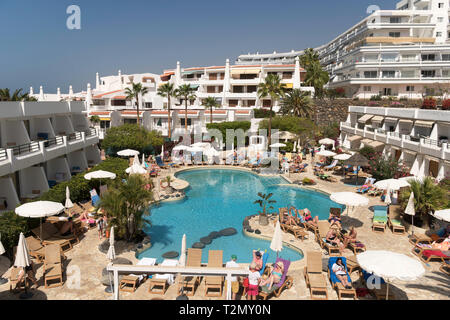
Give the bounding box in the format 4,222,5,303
138,169,344,264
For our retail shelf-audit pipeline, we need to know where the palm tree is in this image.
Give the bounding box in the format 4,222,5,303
125,82,149,126
157,83,176,139
100,175,153,241
280,89,313,118
304,60,329,99
203,97,221,124
299,48,319,70
175,84,196,133
257,74,286,146
0,88,37,101
400,177,446,228
254,192,276,226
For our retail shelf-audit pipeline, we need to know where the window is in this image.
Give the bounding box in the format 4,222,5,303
382,70,396,78
364,71,378,78
438,17,444,22
402,54,416,61
363,86,371,92
437,32,442,37
406,86,415,92
422,54,436,61
444,54,450,61
390,17,400,23
442,70,450,77
438,3,444,8
421,70,436,78
180,118,192,126
144,102,152,108
382,88,392,96
389,32,401,38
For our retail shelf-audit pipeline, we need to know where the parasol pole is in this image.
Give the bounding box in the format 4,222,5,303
386,282,390,300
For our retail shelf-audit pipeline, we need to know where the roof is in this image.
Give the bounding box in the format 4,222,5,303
93,90,122,99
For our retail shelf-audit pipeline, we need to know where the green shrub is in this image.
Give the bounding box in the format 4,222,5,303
359,146,376,159
370,95,382,101
0,211,29,256
254,109,275,119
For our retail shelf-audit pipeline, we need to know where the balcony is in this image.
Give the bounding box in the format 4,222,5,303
67,132,85,152
43,136,66,160
85,128,99,145
364,36,435,45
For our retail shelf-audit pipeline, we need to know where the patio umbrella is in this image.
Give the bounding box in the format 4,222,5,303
270,221,283,258
126,163,147,175
319,138,334,145
270,143,286,148
84,170,116,191
105,226,115,293
14,232,32,298
374,179,409,191
117,149,140,157
343,153,369,185
384,186,392,205
404,193,416,235
333,154,352,161
356,251,425,300
16,201,65,240
178,234,187,267
329,192,369,216
0,233,4,256
173,145,190,151
316,150,336,157
191,142,210,148
431,209,450,223
65,186,74,209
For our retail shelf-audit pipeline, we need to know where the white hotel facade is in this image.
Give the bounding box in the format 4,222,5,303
239,0,450,99
0,101,100,212
34,58,311,139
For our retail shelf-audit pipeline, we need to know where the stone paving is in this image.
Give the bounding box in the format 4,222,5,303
0,158,448,300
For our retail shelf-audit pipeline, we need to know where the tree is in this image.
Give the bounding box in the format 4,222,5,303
203,97,221,124
259,116,317,147
280,89,313,118
100,175,153,241
400,177,447,228
254,192,276,226
102,124,164,156
125,82,149,126
157,83,176,139
0,88,37,101
175,84,196,133
300,48,329,99
257,74,286,146
90,115,101,126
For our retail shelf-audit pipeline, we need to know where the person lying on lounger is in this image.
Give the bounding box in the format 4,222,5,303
326,229,345,254
303,208,319,227
343,227,358,248
281,210,300,226
260,260,284,290
332,258,352,289
328,213,342,229
59,217,74,236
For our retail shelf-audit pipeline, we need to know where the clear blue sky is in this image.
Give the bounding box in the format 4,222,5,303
0,0,396,92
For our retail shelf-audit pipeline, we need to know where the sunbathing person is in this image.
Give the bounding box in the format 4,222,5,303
328,213,342,229
259,260,284,290
418,236,450,251
332,258,352,289
59,217,74,236
13,261,39,292
343,227,358,248
326,229,345,254
251,250,263,272
303,208,319,227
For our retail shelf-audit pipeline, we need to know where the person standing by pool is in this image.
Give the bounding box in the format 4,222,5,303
225,254,240,300
252,250,263,272
310,147,315,163
247,262,261,300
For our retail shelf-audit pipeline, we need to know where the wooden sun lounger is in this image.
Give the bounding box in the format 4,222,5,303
412,245,450,263
25,236,45,262
440,262,450,276
409,233,433,246
32,227,72,253
316,221,341,256
204,250,224,297
44,244,64,288
304,251,329,300
327,258,357,300
279,209,308,241
42,222,79,244
178,248,202,296
347,240,366,255
387,205,406,235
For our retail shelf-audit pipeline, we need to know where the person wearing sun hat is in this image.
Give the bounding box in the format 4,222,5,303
260,260,284,290
225,254,240,300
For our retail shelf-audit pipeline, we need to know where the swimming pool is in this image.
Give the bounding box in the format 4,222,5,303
138,168,344,264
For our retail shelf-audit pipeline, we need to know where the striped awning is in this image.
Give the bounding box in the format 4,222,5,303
371,116,384,123
361,139,373,145
358,114,373,124
414,120,434,128
385,117,398,122
399,119,413,125
368,141,385,150
347,135,363,142
403,149,417,155
230,68,260,75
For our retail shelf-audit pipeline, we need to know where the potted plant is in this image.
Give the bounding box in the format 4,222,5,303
254,192,276,226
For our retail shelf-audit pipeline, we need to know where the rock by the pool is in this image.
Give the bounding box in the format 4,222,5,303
162,251,179,259
255,229,261,235
112,257,132,265
200,236,212,245
192,242,205,249
220,228,237,236
246,228,254,233
208,231,220,239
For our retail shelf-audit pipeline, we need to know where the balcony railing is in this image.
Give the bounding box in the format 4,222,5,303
68,132,82,142
0,149,7,161
85,128,97,137
45,136,64,148
422,137,442,147
11,142,40,156
390,132,401,138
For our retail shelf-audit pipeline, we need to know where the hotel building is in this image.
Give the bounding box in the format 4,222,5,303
340,106,450,181
0,101,100,212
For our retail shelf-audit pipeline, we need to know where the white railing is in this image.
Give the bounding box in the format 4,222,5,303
106,263,250,300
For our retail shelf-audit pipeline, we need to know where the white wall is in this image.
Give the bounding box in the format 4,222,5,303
46,157,71,182
67,151,88,172
0,177,20,212
18,166,49,198
3,120,30,147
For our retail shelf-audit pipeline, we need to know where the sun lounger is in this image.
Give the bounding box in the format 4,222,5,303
317,221,341,256
347,240,366,255
412,245,450,263
44,244,64,288
368,188,383,197
119,257,157,293
31,227,72,253
324,160,338,171
440,261,450,275
387,205,406,235
155,156,168,169
409,233,433,246
148,259,178,295
25,236,45,262
204,250,224,297
42,222,79,244
372,205,388,233
178,248,202,296
327,257,357,300
259,258,293,300
279,208,308,241
304,251,329,300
